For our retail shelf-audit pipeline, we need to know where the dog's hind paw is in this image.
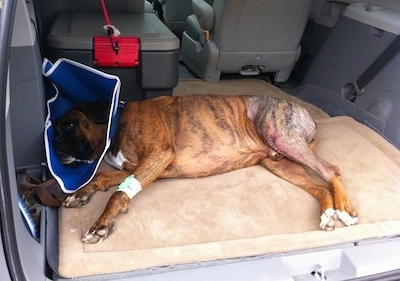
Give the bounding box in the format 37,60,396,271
320,208,337,231
336,210,358,227
320,208,358,231
82,222,114,244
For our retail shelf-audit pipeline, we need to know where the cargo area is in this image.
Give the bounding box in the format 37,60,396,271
2,1,400,280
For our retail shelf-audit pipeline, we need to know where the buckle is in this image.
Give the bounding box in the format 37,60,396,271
343,78,365,102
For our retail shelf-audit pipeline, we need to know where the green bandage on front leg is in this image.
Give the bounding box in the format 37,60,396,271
116,175,142,199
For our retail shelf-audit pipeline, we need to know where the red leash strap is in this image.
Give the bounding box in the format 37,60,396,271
100,0,117,36
100,0,112,26
94,0,140,67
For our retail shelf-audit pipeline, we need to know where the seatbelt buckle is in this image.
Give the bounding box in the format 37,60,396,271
343,78,365,102
103,24,121,37
351,78,365,97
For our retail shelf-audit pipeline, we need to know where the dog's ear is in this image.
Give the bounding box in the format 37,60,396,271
75,102,110,124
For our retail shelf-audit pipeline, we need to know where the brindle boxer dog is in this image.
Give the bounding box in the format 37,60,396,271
53,95,358,243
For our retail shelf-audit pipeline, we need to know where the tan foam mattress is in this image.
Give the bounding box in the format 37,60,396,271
57,79,400,278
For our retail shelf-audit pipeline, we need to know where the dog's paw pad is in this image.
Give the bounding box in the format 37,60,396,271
82,230,105,244
63,194,91,208
320,208,337,231
63,195,82,208
336,210,358,226
82,222,114,244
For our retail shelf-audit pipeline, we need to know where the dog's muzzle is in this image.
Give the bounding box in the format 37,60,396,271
53,135,94,167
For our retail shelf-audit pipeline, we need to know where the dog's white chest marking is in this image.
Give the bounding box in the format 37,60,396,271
104,151,142,199
104,150,130,170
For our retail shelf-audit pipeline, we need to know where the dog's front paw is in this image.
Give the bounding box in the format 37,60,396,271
63,192,92,208
82,221,114,243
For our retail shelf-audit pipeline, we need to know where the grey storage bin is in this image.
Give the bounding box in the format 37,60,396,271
46,11,180,101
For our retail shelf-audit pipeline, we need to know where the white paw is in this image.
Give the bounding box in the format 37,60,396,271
336,210,358,226
63,194,87,208
82,230,106,244
320,208,336,231
63,195,81,207
82,223,113,244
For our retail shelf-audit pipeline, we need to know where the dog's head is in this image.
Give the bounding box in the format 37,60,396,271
53,102,109,167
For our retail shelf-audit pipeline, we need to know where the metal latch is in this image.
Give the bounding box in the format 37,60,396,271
342,78,365,102
311,264,327,280
350,78,365,99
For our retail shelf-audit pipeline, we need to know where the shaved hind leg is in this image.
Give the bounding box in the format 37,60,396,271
268,137,358,228
284,141,356,216
250,97,357,229
260,157,338,230
307,140,358,225
254,104,358,229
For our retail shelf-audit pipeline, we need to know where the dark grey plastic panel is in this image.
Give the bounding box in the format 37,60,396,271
301,6,400,149
357,53,400,148
302,16,396,94
9,44,46,174
139,51,179,90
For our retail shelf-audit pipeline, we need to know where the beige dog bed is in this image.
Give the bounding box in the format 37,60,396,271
57,79,400,278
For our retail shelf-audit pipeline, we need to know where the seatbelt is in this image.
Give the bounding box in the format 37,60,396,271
346,34,400,102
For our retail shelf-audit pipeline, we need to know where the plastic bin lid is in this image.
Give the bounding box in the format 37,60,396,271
47,12,179,51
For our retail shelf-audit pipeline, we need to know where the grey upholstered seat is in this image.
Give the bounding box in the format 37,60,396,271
157,0,195,37
181,0,313,82
145,0,154,13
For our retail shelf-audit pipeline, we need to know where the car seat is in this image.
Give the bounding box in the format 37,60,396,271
181,0,313,82
157,0,195,37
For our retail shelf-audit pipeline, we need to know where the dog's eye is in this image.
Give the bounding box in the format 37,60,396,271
62,121,77,131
